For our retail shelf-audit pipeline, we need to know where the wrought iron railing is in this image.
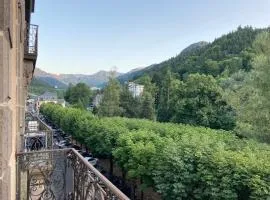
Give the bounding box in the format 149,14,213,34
24,24,38,59
16,148,130,200
23,112,53,152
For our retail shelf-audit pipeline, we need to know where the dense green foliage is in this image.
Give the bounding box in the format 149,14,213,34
223,32,270,142
148,69,235,130
96,77,156,120
119,85,141,118
130,27,265,80
81,27,270,133
41,103,270,199
140,91,155,120
123,27,270,138
117,27,270,130
98,77,122,117
64,83,92,109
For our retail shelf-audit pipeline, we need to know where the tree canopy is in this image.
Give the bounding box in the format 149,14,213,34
98,77,122,117
41,103,270,200
64,83,92,108
224,32,270,142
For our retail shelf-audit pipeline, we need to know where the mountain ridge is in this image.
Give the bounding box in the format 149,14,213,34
117,41,208,82
34,68,123,87
118,27,269,83
33,26,267,88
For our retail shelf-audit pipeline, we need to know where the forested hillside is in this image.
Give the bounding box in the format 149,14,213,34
117,27,270,142
123,26,266,81
29,77,54,94
63,27,270,143
136,27,270,142
37,76,68,89
29,77,65,98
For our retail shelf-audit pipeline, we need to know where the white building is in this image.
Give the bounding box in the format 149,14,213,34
93,94,103,107
91,87,101,91
36,91,66,111
128,82,144,97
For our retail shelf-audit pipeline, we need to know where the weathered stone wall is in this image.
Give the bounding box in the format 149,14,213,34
0,0,34,199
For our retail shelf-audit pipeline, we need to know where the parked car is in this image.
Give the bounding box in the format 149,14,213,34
56,140,72,148
53,132,58,138
72,145,81,150
61,132,67,137
57,140,66,145
64,135,71,139
81,151,93,158
87,157,98,166
52,129,59,137
65,143,73,148
64,138,71,143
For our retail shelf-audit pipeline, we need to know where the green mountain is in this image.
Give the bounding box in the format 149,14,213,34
180,41,209,56
29,77,65,98
119,26,269,82
29,77,54,94
37,76,68,89
58,70,123,87
116,26,270,131
34,68,68,89
34,68,123,87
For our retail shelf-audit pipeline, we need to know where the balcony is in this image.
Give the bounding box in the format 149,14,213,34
16,148,129,200
24,24,38,62
24,112,53,151
18,113,129,199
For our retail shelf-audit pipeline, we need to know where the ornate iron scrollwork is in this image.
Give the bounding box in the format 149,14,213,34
17,150,67,200
24,112,53,152
16,149,129,200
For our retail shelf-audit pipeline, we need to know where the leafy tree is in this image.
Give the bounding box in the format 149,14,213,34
204,59,220,76
140,91,155,120
157,69,177,121
98,77,122,117
154,71,235,130
64,83,92,108
119,85,141,118
171,74,236,130
113,130,164,189
135,75,157,97
232,32,270,142
72,99,85,110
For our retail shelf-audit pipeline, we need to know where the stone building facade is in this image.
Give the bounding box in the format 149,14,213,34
0,0,37,199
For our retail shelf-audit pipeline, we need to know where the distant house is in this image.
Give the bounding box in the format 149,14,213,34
38,91,57,101
57,99,66,107
128,82,144,97
90,87,101,91
92,94,103,107
36,91,65,111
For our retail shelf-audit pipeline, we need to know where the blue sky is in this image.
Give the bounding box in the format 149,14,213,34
32,0,270,74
